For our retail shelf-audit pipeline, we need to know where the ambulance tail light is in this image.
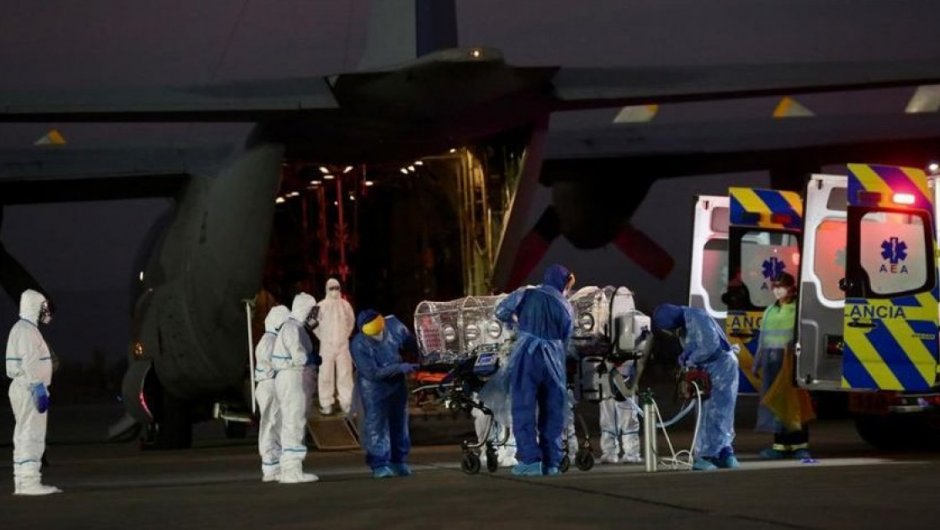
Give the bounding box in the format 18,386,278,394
771,213,794,226
892,193,916,206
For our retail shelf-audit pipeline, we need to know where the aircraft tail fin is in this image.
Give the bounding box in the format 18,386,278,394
357,0,457,71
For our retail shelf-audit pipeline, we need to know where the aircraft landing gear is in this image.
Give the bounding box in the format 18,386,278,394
141,392,193,450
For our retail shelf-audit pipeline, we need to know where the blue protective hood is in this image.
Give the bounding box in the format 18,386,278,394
652,304,685,332
542,264,570,292
357,309,381,330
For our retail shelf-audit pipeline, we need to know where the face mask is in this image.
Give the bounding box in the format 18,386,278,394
39,302,53,325
772,287,789,301
304,307,319,330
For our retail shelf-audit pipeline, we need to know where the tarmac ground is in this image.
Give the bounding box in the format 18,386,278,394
1,395,939,529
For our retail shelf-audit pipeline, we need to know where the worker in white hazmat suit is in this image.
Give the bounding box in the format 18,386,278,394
5,289,61,495
598,361,641,464
272,292,320,484
255,305,290,482
314,278,355,415
472,404,517,467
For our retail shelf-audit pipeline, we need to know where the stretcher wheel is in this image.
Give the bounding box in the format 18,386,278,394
575,450,595,471
461,452,481,475
559,455,570,473
485,449,499,473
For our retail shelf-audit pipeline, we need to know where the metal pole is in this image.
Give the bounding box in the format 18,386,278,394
336,175,348,282
244,299,257,415
642,390,657,472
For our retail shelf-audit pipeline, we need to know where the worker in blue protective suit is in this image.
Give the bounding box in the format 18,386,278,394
495,264,576,477
5,290,61,495
652,304,739,471
350,310,419,478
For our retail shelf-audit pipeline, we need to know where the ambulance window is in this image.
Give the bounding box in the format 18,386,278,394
860,211,928,295
702,238,728,312
814,219,847,301
711,207,730,233
826,187,847,212
740,231,801,308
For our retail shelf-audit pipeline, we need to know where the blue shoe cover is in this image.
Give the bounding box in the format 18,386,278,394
759,448,787,460
390,463,413,477
544,466,561,476
792,449,816,463
716,454,740,469
692,457,718,471
511,462,543,476
372,466,396,478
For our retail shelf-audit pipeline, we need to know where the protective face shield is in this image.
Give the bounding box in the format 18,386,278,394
39,300,53,325
304,306,320,330
362,314,386,339
658,327,679,338
564,273,576,297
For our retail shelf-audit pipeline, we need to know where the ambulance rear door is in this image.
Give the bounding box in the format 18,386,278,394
688,195,729,326
797,175,848,390
841,164,939,391
726,187,803,394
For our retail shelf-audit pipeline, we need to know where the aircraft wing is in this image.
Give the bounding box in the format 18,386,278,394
544,113,940,160
3,57,940,122
0,77,339,122
552,60,940,110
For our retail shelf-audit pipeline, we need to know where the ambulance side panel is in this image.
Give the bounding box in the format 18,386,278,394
797,175,848,390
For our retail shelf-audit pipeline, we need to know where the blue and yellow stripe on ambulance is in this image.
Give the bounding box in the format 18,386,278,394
728,187,803,394
842,164,939,391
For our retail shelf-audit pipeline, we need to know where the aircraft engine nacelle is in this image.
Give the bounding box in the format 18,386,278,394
124,140,284,408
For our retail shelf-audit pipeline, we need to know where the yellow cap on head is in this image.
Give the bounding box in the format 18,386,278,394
362,314,386,337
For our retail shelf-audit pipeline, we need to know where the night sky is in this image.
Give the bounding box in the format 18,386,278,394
2,0,940,363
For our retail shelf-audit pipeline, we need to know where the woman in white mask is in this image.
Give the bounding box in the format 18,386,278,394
751,272,816,461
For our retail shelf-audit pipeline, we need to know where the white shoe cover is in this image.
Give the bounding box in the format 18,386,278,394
14,478,61,496
279,471,319,484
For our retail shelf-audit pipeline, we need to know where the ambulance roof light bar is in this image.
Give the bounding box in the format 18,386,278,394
893,193,916,206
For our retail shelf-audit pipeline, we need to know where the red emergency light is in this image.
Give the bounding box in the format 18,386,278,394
770,213,794,225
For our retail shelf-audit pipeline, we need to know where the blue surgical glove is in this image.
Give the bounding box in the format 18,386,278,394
30,383,49,413
400,363,419,375
678,351,692,367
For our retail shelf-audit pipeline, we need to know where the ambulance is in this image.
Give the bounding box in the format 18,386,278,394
690,164,940,448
